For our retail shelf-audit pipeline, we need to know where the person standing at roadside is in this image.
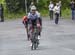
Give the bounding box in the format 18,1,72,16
70,0,75,20
53,3,60,24
48,1,54,20
0,4,4,22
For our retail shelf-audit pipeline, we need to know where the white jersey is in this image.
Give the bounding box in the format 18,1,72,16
49,3,54,11
53,6,60,14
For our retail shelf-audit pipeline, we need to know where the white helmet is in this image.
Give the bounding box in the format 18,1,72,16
31,6,36,11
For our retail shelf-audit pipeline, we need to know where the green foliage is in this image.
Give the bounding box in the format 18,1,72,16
5,0,21,12
37,0,71,9
4,10,25,19
0,0,5,4
5,0,71,13
2,0,73,19
40,9,49,16
62,8,71,19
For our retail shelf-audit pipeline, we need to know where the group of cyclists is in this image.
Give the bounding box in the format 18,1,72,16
22,1,61,49
22,2,42,48
23,1,61,42
22,0,75,50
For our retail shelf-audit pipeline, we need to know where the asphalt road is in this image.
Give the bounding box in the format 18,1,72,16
0,18,75,55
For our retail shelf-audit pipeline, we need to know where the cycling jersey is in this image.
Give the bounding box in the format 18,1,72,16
28,12,38,20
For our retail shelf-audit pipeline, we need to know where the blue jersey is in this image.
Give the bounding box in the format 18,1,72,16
28,12,38,20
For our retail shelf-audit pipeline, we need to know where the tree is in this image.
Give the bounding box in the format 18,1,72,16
5,0,32,12
5,0,71,13
5,0,20,12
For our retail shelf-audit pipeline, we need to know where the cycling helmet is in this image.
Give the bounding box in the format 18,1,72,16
31,6,36,11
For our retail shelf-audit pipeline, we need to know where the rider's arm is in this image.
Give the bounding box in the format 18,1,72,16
36,11,42,27
27,13,32,24
36,11,41,18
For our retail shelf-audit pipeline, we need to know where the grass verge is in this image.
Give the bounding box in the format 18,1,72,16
4,11,25,20
62,8,71,19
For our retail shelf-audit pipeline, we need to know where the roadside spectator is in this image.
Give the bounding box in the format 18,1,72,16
70,0,75,20
53,3,60,24
0,4,4,22
48,1,54,20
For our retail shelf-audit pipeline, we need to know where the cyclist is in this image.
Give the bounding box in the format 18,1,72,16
29,6,42,36
22,16,30,40
27,6,41,46
30,3,42,29
22,16,28,28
